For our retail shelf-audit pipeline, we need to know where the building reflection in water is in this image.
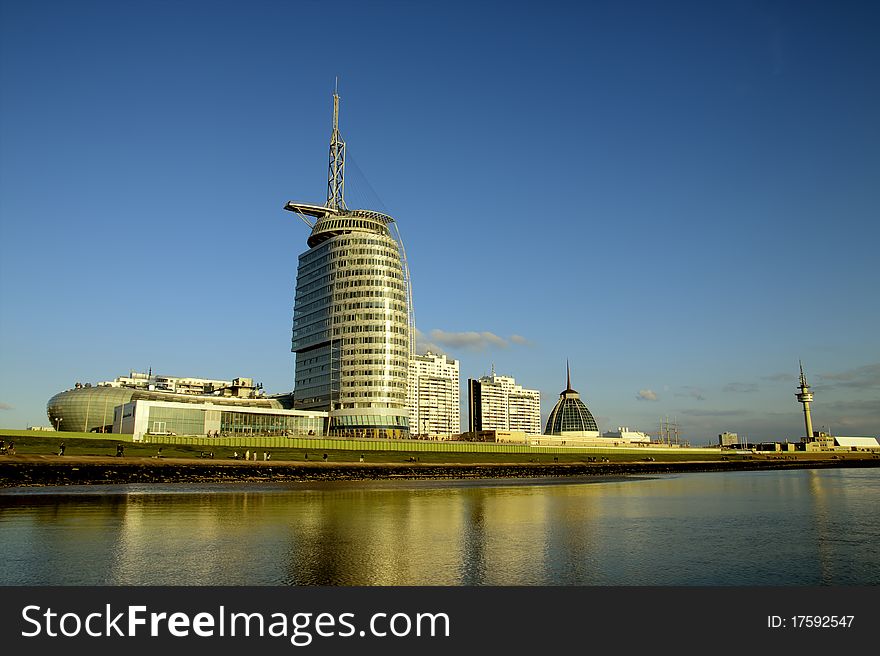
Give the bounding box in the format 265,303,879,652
1,471,878,586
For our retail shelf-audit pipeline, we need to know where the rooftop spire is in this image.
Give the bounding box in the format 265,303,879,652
566,359,571,391
326,80,346,211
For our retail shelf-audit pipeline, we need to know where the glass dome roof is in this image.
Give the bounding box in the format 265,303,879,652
545,395,598,434
544,363,598,435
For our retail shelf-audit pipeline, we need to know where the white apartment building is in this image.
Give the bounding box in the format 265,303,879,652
467,372,541,434
408,351,460,438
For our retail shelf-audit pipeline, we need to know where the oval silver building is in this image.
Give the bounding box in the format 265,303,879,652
47,383,290,434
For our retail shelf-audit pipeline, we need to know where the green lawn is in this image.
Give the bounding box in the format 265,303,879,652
0,430,831,464
0,430,759,464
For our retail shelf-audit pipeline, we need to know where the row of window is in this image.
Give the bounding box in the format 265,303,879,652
298,246,402,279
341,391,407,400
295,297,407,318
332,324,408,336
296,369,408,387
294,312,407,335
299,236,399,264
331,414,409,427
313,217,389,234
337,336,410,346
334,290,408,303
294,329,409,351
297,264,403,295
333,278,406,292
296,278,406,305
342,378,406,388
344,357,409,369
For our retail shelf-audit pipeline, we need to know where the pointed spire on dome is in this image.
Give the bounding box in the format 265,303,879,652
545,361,598,435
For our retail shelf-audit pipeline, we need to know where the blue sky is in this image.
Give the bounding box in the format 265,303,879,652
1,0,878,442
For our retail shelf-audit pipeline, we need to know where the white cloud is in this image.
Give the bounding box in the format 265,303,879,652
636,389,658,402
425,329,532,352
414,328,447,356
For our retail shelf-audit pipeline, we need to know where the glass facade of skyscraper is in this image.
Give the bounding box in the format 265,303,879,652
292,211,411,438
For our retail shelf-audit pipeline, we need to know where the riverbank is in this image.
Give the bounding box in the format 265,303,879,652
1,454,878,487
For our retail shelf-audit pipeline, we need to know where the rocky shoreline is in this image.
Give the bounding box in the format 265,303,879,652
1,455,878,488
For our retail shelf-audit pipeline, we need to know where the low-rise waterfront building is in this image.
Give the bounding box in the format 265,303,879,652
47,371,291,433
114,399,326,442
602,427,652,443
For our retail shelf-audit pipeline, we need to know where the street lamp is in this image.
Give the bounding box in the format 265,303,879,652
55,416,62,432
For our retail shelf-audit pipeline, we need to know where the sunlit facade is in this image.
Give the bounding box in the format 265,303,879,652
408,351,460,438
467,373,541,434
286,91,411,438
115,400,326,442
47,375,289,434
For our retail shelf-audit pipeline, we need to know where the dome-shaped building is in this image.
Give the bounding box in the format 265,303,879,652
545,363,599,436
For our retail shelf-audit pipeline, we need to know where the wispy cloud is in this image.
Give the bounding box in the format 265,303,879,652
0,402,13,411
636,389,658,402
762,372,792,382
820,398,880,414
723,382,759,394
680,408,743,417
414,328,448,356
817,363,880,390
809,397,880,436
427,329,530,352
675,386,706,401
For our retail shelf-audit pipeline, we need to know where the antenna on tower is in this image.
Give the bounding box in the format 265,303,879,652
327,79,346,211
566,359,571,390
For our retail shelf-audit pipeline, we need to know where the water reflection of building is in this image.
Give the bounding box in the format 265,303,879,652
280,488,469,585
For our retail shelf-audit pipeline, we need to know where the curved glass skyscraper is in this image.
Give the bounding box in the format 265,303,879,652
285,90,411,438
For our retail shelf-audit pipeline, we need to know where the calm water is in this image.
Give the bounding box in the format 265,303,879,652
1,468,878,585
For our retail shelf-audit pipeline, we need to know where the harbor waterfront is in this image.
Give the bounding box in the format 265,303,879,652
1,467,878,585
2,455,879,487
2,430,878,487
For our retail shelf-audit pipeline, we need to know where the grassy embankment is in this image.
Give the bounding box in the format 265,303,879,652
0,429,872,465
